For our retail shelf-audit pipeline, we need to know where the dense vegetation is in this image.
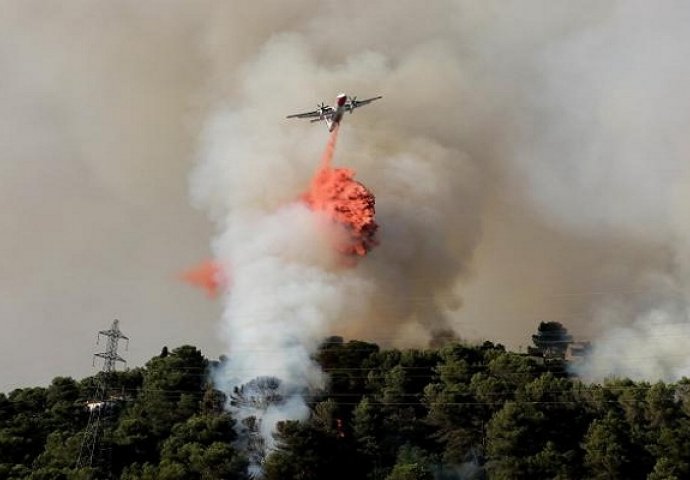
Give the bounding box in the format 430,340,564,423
2,325,690,479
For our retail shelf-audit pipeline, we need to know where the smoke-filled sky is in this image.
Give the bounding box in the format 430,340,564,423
3,0,690,391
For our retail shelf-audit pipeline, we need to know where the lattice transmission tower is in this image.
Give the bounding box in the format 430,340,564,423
76,319,129,473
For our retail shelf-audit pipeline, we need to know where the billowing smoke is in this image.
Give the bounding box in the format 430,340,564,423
187,6,690,455
197,123,381,469
4,1,690,393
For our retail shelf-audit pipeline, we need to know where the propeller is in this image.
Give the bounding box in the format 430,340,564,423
317,102,328,118
349,96,357,113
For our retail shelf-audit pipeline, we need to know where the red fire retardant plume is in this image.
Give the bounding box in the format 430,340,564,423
181,260,226,298
302,126,378,256
183,126,378,296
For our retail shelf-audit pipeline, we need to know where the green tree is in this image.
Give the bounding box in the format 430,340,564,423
119,462,159,480
0,387,49,469
423,343,489,464
647,456,681,480
114,345,208,467
156,413,247,479
353,396,387,479
485,401,547,479
385,445,435,480
30,431,82,478
644,384,690,477
386,463,433,480
531,322,573,357
44,377,85,435
584,411,635,480
516,373,588,477
316,338,379,422
264,419,365,480
376,350,438,454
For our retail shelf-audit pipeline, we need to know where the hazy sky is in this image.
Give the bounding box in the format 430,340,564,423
0,1,223,391
3,1,690,391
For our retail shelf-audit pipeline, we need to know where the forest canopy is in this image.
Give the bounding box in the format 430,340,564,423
2,328,690,480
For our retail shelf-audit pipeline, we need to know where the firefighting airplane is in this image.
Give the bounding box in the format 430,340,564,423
286,93,382,132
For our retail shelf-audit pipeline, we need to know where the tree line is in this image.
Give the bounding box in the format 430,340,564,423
1,324,689,479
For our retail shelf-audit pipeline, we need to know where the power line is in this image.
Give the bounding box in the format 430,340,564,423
75,319,129,475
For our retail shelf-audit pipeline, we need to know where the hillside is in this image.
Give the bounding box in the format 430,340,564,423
2,336,689,479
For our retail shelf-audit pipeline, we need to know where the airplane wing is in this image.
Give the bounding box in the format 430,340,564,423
286,105,334,119
347,95,382,111
286,110,321,119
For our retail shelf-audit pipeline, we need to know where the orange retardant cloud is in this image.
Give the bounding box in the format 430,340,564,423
181,260,226,298
302,126,378,256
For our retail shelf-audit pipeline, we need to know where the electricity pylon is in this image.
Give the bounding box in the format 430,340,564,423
76,319,129,473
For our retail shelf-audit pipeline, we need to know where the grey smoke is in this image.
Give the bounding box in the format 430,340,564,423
186,2,690,468
3,1,690,394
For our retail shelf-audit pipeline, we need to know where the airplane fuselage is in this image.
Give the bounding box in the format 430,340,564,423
324,94,348,131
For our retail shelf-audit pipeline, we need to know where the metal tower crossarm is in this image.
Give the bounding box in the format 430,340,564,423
93,319,129,372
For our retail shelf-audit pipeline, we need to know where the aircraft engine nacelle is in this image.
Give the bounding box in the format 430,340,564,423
349,96,357,114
